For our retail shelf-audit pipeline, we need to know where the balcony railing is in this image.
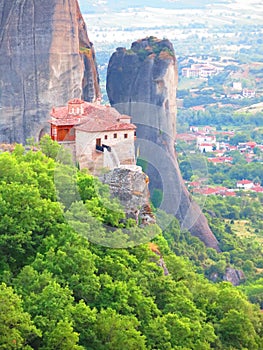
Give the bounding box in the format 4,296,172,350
96,144,104,152
102,144,111,152
96,144,112,152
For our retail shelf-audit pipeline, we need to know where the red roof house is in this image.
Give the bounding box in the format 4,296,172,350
208,157,233,164
236,180,255,190
49,99,137,171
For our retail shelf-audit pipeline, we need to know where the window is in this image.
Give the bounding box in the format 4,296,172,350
58,128,70,140
104,135,108,140
114,133,117,139
134,131,137,137
124,133,128,139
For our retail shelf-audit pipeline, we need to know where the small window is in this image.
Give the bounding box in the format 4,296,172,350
124,133,128,139
104,135,108,140
114,133,117,139
134,131,137,137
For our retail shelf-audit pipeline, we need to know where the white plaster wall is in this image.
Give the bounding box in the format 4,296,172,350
76,129,135,168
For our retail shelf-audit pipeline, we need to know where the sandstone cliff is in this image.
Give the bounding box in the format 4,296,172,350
106,37,220,251
100,166,155,225
0,0,100,143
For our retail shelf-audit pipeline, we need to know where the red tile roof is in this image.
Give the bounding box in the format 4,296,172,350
246,141,257,147
49,100,135,132
251,186,263,193
222,191,236,197
191,105,205,111
208,157,233,163
189,181,201,187
68,98,84,104
176,133,196,141
199,143,213,146
75,119,136,133
237,179,254,185
193,186,228,195
49,115,85,126
200,188,219,195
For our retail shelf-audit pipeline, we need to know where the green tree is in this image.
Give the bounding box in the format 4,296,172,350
0,283,41,349
219,309,259,349
0,181,63,271
42,319,84,350
94,308,147,350
39,134,61,159
71,300,98,348
144,316,172,350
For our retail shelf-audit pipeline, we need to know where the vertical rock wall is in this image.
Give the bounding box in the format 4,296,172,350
0,0,100,143
106,37,220,251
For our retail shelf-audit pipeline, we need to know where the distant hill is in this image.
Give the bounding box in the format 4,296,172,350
78,0,230,13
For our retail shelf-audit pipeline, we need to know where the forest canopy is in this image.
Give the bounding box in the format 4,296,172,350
0,140,262,349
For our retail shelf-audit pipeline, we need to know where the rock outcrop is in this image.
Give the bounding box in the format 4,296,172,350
0,0,100,144
148,242,169,276
209,267,245,286
223,267,245,286
106,37,220,251
100,165,155,225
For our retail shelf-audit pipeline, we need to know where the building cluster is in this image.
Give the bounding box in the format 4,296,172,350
177,125,262,163
187,179,263,197
49,99,137,173
177,125,263,196
230,82,256,98
182,63,220,79
177,126,221,154
196,134,219,153
242,88,256,98
228,88,256,100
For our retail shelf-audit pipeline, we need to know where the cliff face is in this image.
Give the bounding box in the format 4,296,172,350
106,37,220,251
0,0,100,143
100,166,155,225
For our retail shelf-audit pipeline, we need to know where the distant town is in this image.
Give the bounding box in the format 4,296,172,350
176,124,263,197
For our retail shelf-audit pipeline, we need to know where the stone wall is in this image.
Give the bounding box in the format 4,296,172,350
75,129,136,171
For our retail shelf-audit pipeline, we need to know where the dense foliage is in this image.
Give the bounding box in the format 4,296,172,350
177,150,263,186
176,126,263,310
0,141,263,349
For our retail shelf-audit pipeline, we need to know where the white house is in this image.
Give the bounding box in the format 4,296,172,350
197,135,218,152
236,180,255,190
232,82,242,91
198,143,215,153
242,89,256,98
182,64,218,79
